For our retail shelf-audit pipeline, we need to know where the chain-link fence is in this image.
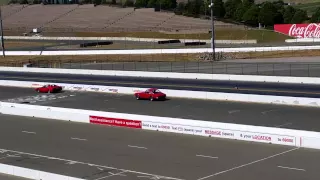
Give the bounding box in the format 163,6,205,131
2,55,320,77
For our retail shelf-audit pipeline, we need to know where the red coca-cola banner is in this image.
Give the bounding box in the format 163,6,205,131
89,115,142,129
274,23,320,38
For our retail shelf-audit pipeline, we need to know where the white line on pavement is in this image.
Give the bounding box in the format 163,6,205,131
71,137,87,141
0,148,183,180
277,166,306,171
128,145,148,149
196,155,218,159
197,147,300,180
22,131,36,134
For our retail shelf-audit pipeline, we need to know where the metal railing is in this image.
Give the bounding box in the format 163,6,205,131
3,59,320,77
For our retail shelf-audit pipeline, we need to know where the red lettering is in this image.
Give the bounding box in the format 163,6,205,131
275,23,320,38
282,138,293,143
205,130,221,136
89,115,142,129
252,135,271,141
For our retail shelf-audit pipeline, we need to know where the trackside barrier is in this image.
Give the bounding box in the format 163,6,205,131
285,38,320,43
0,163,84,180
3,45,320,56
3,36,258,44
0,102,320,149
2,66,320,85
1,80,320,108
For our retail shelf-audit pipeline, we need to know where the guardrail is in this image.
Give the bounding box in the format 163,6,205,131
1,80,320,108
3,36,258,44
1,102,319,149
1,66,320,85
286,38,320,43
0,163,84,180
2,45,320,56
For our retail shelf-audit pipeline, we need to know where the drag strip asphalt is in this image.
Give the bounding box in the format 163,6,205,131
1,86,320,132
2,71,320,98
0,174,30,180
0,114,319,180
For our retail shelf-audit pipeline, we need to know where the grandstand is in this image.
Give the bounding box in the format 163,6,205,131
1,4,240,34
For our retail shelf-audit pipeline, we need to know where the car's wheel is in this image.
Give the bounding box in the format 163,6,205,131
136,95,140,100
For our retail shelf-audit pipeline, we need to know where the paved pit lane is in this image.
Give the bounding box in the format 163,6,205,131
0,114,319,180
1,87,320,132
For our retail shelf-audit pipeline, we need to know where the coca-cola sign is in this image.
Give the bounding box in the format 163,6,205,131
274,23,320,38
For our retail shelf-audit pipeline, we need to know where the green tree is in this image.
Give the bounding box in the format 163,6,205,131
19,0,28,4
125,0,134,6
213,0,225,18
283,6,296,24
258,1,278,27
134,0,147,7
147,0,157,7
311,7,320,23
243,4,260,26
234,3,245,21
158,0,176,10
201,0,209,16
291,9,308,23
243,0,254,9
224,0,241,19
93,0,101,5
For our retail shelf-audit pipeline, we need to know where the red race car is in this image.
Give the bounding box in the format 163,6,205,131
35,84,63,93
134,88,166,101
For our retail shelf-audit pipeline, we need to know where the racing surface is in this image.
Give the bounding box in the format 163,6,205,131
0,86,37,100
1,86,320,132
0,174,30,180
0,114,318,180
2,71,320,98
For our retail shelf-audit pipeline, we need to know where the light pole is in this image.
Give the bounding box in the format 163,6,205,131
209,0,215,61
0,7,5,58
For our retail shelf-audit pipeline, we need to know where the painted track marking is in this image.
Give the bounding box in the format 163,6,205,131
22,131,36,134
197,147,300,180
275,122,292,128
0,148,182,180
128,145,148,149
277,166,306,171
94,171,127,180
196,155,218,159
71,137,87,141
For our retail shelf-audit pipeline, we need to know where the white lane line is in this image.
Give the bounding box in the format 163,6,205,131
0,156,8,160
261,109,278,115
277,166,306,171
197,147,300,180
22,131,36,134
196,155,219,159
71,137,87,141
228,110,240,114
93,171,127,180
0,148,183,180
138,175,161,179
7,154,21,158
128,145,148,149
275,122,292,128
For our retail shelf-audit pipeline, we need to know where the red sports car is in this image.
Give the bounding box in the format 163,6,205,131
134,88,166,101
35,84,62,93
